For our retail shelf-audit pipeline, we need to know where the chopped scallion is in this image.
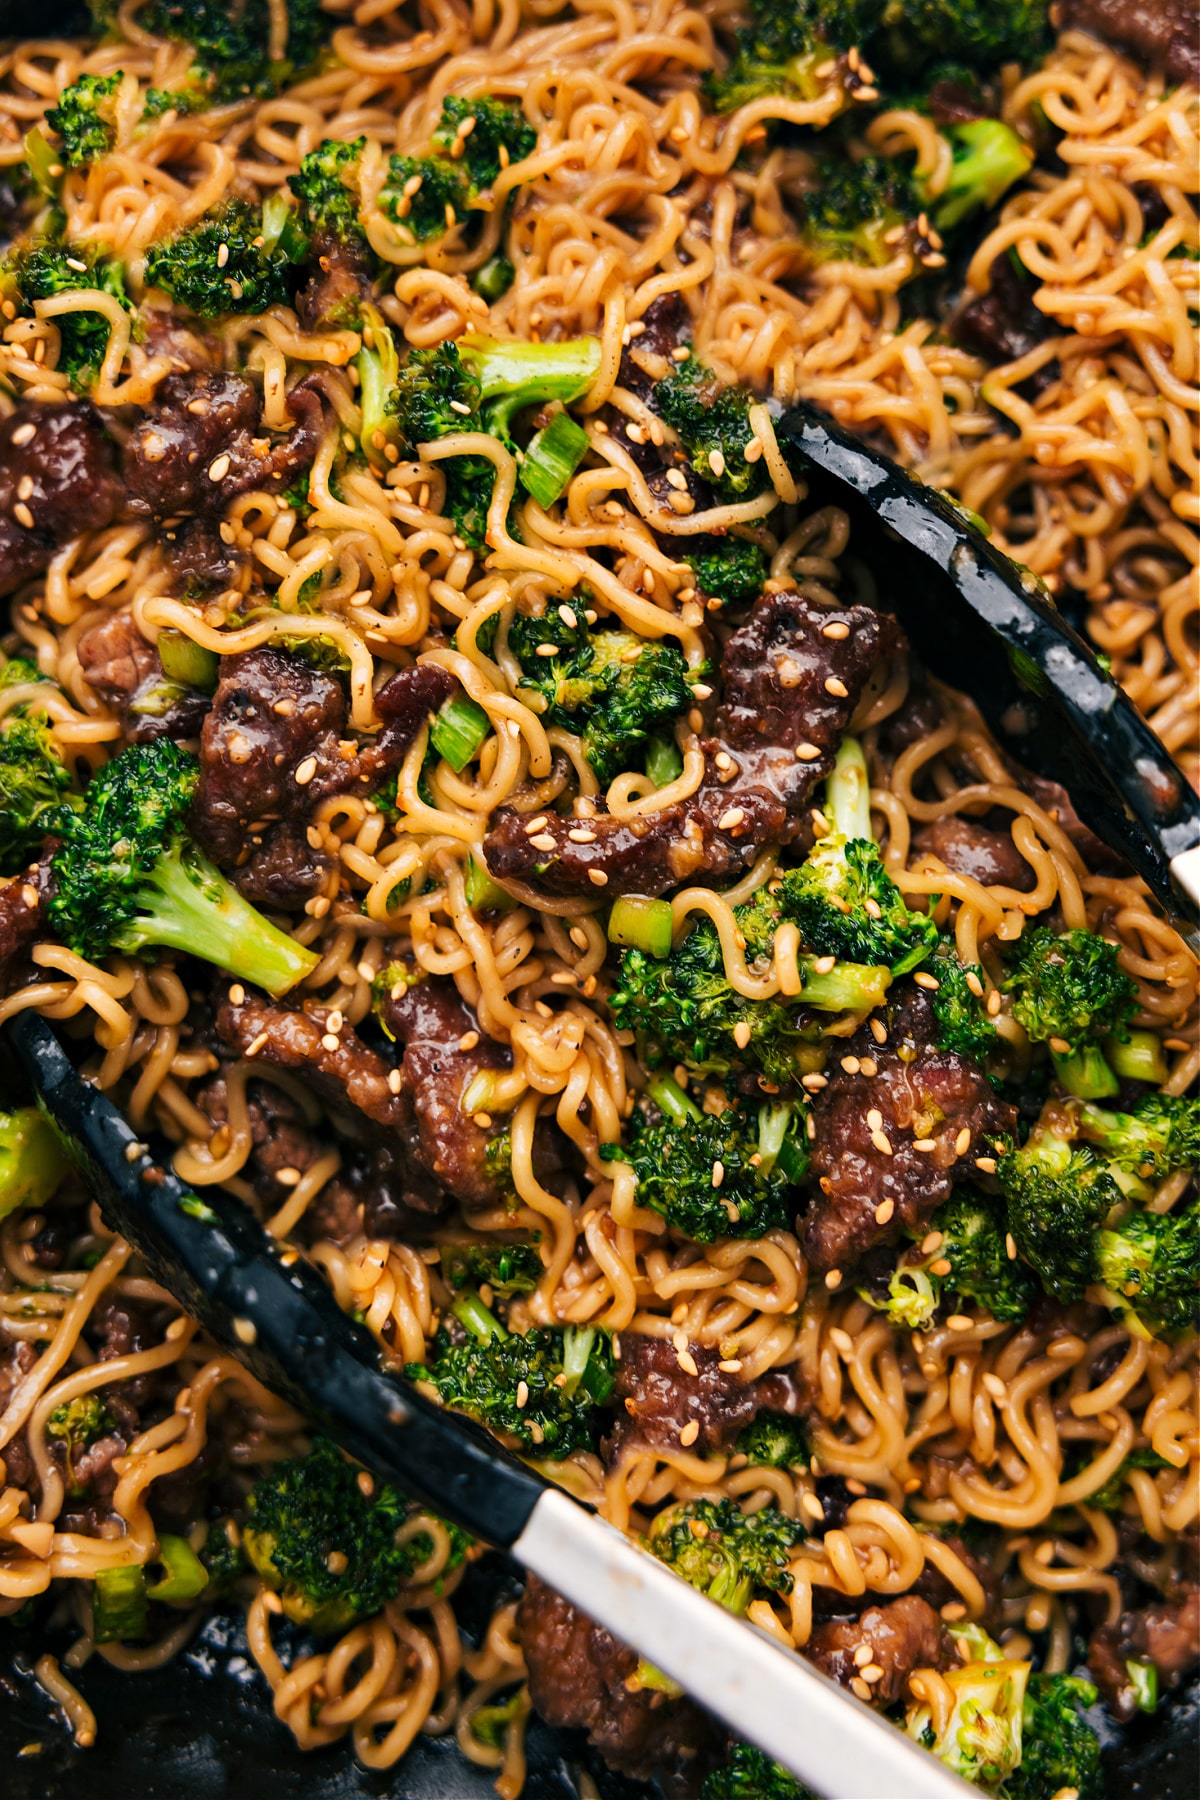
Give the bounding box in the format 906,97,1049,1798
92,1564,148,1643
146,1534,209,1603
1125,1658,1158,1714
607,895,673,960
465,852,516,913
519,410,590,509
431,693,491,772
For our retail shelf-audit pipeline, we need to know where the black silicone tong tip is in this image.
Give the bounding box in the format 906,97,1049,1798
775,398,1200,934
4,1009,548,1549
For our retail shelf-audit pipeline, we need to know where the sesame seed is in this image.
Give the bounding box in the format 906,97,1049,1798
858,1057,877,1077
743,436,763,462
864,898,882,919
801,1491,825,1521
714,751,735,772
806,1114,817,1139
850,1677,872,1702
708,449,726,477
691,683,713,699
588,868,608,886
840,1055,860,1074
1005,1232,1017,1261
678,1349,699,1377
275,1166,302,1187
801,1072,827,1091
955,1127,971,1155
326,1009,343,1034
711,1160,725,1189
459,1030,479,1051
294,756,317,786
530,834,558,851
11,422,36,446
868,1016,887,1044
824,1269,842,1289
975,1156,998,1174
388,1069,403,1094
913,1138,937,1153
13,502,33,529
680,1420,700,1446
666,468,687,491
320,1034,340,1052
208,454,231,482
795,742,821,761
535,642,559,658
233,1317,257,1345
913,971,940,990
814,955,837,975
871,1130,893,1156
1048,1034,1072,1055
930,1257,953,1277
718,807,745,831
986,990,1002,1016
946,1314,974,1332
875,1199,894,1223
16,474,32,501
357,1471,375,1498
860,1663,885,1685
558,604,578,628
568,828,597,843
829,1327,853,1353
920,1232,943,1255
965,971,984,998
718,1358,743,1372
852,1642,873,1667
524,815,549,834
822,621,850,640
516,1380,529,1409
733,1021,752,1050
824,676,849,698
474,1112,492,1129
569,926,589,949
449,398,473,415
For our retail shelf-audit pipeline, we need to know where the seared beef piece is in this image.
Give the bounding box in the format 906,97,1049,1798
160,514,247,595
1089,1583,1200,1722
193,649,453,905
877,685,945,763
804,1597,945,1704
953,256,1055,387
483,594,903,900
803,985,1017,1274
76,608,209,743
216,986,405,1139
90,1295,160,1405
141,313,216,373
617,292,691,405
123,371,324,520
0,852,54,993
196,1070,324,1210
926,77,987,125
913,816,1035,892
517,1574,724,1795
1056,0,1199,83
376,975,513,1211
0,1338,37,1487
605,1333,813,1462
0,402,123,597
910,1532,1001,1629
26,1213,70,1269
296,230,374,335
1017,767,1127,874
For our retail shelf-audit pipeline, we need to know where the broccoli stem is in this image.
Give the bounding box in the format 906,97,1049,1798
607,895,674,960
358,311,401,464
0,1107,71,1221
645,1072,703,1127
113,841,319,998
825,736,872,840
465,852,517,913
645,732,683,788
1051,1042,1120,1101
430,692,490,772
799,955,891,1013
1104,1030,1168,1085
92,1564,148,1643
458,334,602,442
932,120,1033,233
560,1324,597,1397
452,1290,508,1344
156,630,219,692
756,1103,794,1177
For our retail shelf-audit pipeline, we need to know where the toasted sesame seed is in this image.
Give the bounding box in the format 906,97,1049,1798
516,1380,529,1409
946,1314,974,1332
530,833,558,852
233,1317,257,1345
665,467,688,491
711,1160,725,1189
801,1072,827,1091
829,1327,853,1353
459,1030,479,1051
930,1257,953,1277
388,1069,403,1094
965,970,985,998
568,827,596,843
920,1231,943,1255
733,1020,752,1049
524,815,549,834
840,1054,860,1074
795,742,821,761
850,1677,872,1702
860,1663,885,1685
868,1016,887,1044
822,621,850,640
13,502,33,529
718,1358,743,1373
473,1112,492,1129
535,642,559,657
588,868,608,886
743,436,763,462
708,449,726,477
678,1349,699,1377
858,1056,877,1078
824,1269,842,1289
326,1009,343,1034
208,453,231,482
11,421,36,446
871,1129,893,1156
294,755,317,786
824,676,849,698
875,1199,894,1224
691,683,713,700
814,955,837,975
975,1155,998,1174
714,751,735,772
852,1642,874,1667
801,1491,825,1521
16,474,32,501
865,1106,884,1132
569,925,589,949
955,1127,972,1155
986,990,1002,1016
245,1031,269,1058
680,1419,700,1446
275,1166,302,1187
913,971,940,990
718,807,745,831
913,1138,937,1153
806,1113,817,1139
321,1033,340,1052
1005,1231,1017,1261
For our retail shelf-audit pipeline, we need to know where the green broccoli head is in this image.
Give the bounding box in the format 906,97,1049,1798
1094,1200,1198,1341
777,835,938,976
508,609,694,787
48,738,318,995
46,72,122,166
6,242,131,391
1003,1672,1103,1800
928,940,999,1062
1003,926,1138,1099
0,713,73,874
702,0,882,114
1085,1445,1171,1513
405,1295,614,1457
379,154,471,243
655,353,772,501
798,152,922,268
243,1438,468,1634
933,119,1032,232
432,95,536,197
601,1079,805,1243
926,1192,1036,1322
289,136,369,254
997,1110,1128,1304
144,199,295,317
47,1394,112,1488
687,535,768,609
199,1517,247,1596
126,0,332,101
388,340,482,448
1077,1092,1200,1182
441,1238,542,1296
702,1743,818,1800
873,0,1051,83
0,1107,71,1222
646,1498,805,1615
735,1412,809,1470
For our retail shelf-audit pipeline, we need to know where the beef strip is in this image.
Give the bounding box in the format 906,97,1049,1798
0,401,123,596
216,986,405,1140
804,1596,946,1705
483,593,904,901
953,256,1056,383
517,1574,724,1795
0,851,54,994
376,974,513,1211
76,608,210,743
196,1070,324,1207
910,1533,1001,1629
0,1338,38,1488
122,371,324,520
913,816,1036,892
160,514,247,595
193,648,454,905
803,985,1017,1275
1055,0,1199,84
605,1332,813,1462
296,230,374,335
1088,1582,1200,1722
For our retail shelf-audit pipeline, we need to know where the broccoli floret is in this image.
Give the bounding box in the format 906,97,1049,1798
1001,1672,1103,1800
243,1438,466,1634
144,199,294,318
432,95,536,198
873,0,1051,84
865,1191,1035,1328
777,738,938,976
656,352,772,501
1094,1201,1198,1341
934,119,1033,230
199,1517,246,1596
441,1239,542,1295
46,72,121,166
289,135,369,259
126,0,331,102
508,608,694,787
389,340,482,447
0,655,47,689
997,1108,1125,1303
0,1106,71,1222
907,1650,1029,1789
47,1394,112,1489
687,535,768,609
5,243,131,392
601,1073,805,1242
702,1743,817,1800
47,739,318,996
929,939,999,1062
702,0,881,114
797,152,921,268
735,1412,809,1469
1076,1092,1200,1182
646,1497,804,1615
379,154,471,243
0,713,73,874
405,1293,614,1456
1003,925,1138,1099
1086,1445,1170,1512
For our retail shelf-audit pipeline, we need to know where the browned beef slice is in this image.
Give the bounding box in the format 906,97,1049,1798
483,593,904,900
605,1332,814,1462
803,986,1017,1274
1089,1583,1200,1723
197,1070,324,1206
123,371,323,519
216,987,405,1138
76,609,209,743
354,662,457,791
517,1574,723,1793
0,1338,37,1487
0,402,122,596
804,1597,945,1704
953,255,1055,377
910,1532,1001,1629
0,852,53,993
296,229,374,335
160,514,247,595
1056,0,1199,83
913,816,1035,892
377,974,512,1209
